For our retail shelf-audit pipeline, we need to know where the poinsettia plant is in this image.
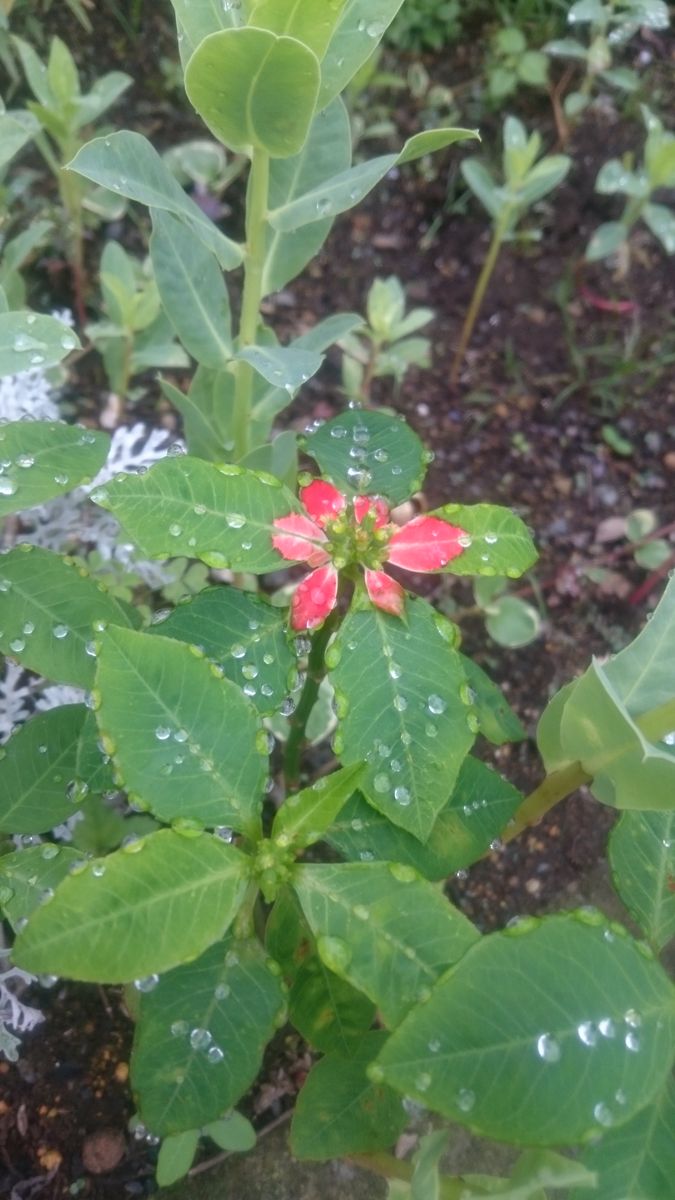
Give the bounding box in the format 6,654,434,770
0,2,674,1197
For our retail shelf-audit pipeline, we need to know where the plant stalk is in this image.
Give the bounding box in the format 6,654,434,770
283,614,338,792
232,148,270,461
505,695,675,845
349,1153,464,1199
450,219,506,388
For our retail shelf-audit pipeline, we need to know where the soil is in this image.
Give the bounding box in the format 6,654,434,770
2,6,675,1197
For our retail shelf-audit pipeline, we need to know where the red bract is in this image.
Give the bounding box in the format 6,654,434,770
272,480,468,630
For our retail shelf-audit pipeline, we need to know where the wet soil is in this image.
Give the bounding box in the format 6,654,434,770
2,7,675,1197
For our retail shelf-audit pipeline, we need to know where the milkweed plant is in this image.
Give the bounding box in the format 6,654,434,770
0,2,674,1195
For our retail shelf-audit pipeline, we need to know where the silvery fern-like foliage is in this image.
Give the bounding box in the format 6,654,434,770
0,954,44,1063
0,662,32,744
0,367,60,423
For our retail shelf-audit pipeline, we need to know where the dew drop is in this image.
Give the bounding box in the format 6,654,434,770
189,1027,212,1051
134,975,159,993
427,694,446,715
155,726,171,741
457,1088,476,1112
536,1033,561,1063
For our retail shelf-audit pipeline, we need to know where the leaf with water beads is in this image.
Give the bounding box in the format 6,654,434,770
0,547,139,688
0,421,108,517
578,1072,675,1200
149,586,295,717
0,312,80,379
291,1031,407,1161
305,408,428,505
0,704,114,834
328,596,475,841
13,829,250,983
431,503,537,579
327,758,523,882
94,455,302,573
95,626,266,835
131,935,286,1135
272,763,367,850
376,912,675,1146
293,861,479,1028
0,843,80,932
459,655,526,745
237,344,323,396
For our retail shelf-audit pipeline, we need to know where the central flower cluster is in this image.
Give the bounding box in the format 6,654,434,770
272,480,468,631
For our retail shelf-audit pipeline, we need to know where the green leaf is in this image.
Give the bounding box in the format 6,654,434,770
0,312,80,378
578,1073,675,1200
263,98,352,294
329,597,475,841
306,408,427,504
642,202,675,255
485,596,541,649
0,547,138,688
411,1130,449,1200
272,763,366,850
160,368,236,462
517,50,549,87
461,160,501,220
291,1032,407,1160
150,210,232,367
0,844,79,933
463,1150,594,1198
289,953,376,1054
131,935,285,1134
318,0,406,108
237,343,323,394
327,758,523,882
13,828,250,983
156,1130,199,1188
93,455,301,573
268,129,475,234
376,912,675,1145
433,504,538,579
203,1112,256,1152
47,36,79,107
558,662,675,811
0,421,108,517
293,861,479,1027
609,812,675,952
96,626,266,834
0,705,113,834
77,71,132,127
459,655,526,745
12,35,52,105
185,28,320,158
68,133,243,270
0,111,39,170
634,540,671,570
250,314,363,437
250,0,348,59
168,0,242,66
586,221,627,262
151,586,295,717
604,575,675,715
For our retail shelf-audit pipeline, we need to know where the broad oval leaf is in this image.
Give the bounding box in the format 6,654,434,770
150,210,232,368
0,421,108,518
237,343,323,394
306,408,427,505
96,626,266,834
291,1032,406,1161
329,597,475,841
604,574,675,715
13,829,250,982
161,367,236,463
0,546,138,688
460,655,526,745
131,935,285,1135
156,1131,199,1189
250,0,348,58
151,586,295,716
185,28,320,158
293,861,479,1027
168,0,245,67
0,705,113,834
0,111,39,171
578,1073,675,1200
68,133,243,270
376,913,675,1145
263,98,352,295
318,0,406,108
0,312,79,378
0,843,80,932
433,503,537,579
559,662,675,811
93,456,301,573
328,758,523,882
609,811,675,952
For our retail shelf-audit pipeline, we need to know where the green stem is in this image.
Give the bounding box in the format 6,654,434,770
505,695,675,845
284,614,338,793
58,150,87,327
450,219,507,388
232,148,270,461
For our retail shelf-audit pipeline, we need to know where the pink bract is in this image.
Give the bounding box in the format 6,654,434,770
292,564,339,631
387,515,466,572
